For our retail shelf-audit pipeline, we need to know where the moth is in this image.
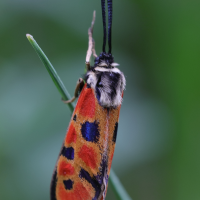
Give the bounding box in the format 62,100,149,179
50,0,126,199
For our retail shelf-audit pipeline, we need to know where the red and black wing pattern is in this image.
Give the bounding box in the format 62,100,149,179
51,84,121,200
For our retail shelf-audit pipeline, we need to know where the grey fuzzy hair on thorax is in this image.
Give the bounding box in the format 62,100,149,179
86,66,126,108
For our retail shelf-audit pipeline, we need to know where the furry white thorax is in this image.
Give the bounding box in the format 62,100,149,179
86,64,126,108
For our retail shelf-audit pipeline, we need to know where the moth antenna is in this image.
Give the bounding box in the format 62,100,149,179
101,0,106,53
107,0,113,54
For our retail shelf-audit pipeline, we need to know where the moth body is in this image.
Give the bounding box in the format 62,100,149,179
51,1,126,199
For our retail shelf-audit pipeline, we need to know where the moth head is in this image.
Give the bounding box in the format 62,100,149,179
94,52,119,69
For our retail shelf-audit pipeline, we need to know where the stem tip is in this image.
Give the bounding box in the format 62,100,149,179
26,34,33,40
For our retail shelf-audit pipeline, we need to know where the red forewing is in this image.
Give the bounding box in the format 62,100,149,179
51,84,122,200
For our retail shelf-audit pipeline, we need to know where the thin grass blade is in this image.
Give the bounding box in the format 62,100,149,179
26,34,74,112
109,169,132,200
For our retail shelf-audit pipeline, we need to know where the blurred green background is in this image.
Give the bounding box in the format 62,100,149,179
0,0,200,199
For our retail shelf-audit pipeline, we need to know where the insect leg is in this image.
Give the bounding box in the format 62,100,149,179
62,78,84,103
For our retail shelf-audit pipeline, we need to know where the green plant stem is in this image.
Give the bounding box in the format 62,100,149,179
109,169,132,200
26,34,132,200
26,34,74,112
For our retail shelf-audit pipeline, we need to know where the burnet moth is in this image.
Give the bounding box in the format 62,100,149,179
50,0,126,199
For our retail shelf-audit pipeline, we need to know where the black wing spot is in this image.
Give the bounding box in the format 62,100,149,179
50,170,57,200
63,179,74,190
79,168,101,199
61,146,74,160
113,122,118,143
81,121,100,143
73,114,77,121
